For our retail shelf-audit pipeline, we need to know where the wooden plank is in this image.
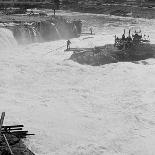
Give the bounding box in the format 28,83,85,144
11,131,28,135
0,112,5,135
2,128,23,133
65,48,93,52
3,134,14,155
6,127,23,131
2,125,24,129
81,33,95,35
26,134,35,136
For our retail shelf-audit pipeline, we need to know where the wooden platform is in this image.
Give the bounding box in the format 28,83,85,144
81,33,95,35
0,112,35,155
65,47,94,53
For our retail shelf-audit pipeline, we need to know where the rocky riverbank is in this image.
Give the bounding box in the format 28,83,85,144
0,134,35,155
62,3,155,19
69,42,155,66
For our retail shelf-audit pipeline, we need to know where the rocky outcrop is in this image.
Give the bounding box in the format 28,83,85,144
0,134,35,155
69,43,155,66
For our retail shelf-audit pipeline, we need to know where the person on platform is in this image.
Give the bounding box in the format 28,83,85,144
89,27,93,35
122,29,126,40
67,40,71,50
122,33,125,40
54,8,56,17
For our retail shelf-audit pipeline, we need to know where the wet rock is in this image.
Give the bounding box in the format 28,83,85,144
69,43,155,66
0,134,34,155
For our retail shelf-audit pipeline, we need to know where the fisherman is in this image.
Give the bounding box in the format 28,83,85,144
114,35,118,46
125,29,132,48
54,8,56,17
143,34,146,40
122,33,125,40
67,40,71,50
122,29,126,40
89,27,93,35
147,35,150,41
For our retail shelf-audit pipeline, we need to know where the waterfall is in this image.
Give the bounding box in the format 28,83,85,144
18,27,32,44
55,27,62,39
51,23,62,39
0,28,17,50
18,27,27,44
32,27,40,42
28,28,32,42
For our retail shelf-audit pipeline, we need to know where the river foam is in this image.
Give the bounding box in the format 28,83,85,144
0,11,155,155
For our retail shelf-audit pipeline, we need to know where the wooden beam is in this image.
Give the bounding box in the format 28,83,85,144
2,128,23,133
2,125,24,129
0,112,5,135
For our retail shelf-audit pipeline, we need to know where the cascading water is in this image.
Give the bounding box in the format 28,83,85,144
32,27,39,42
28,28,32,42
1,10,155,155
0,28,17,50
54,25,62,39
1,17,81,45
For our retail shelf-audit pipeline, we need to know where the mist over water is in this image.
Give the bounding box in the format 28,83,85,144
1,11,155,155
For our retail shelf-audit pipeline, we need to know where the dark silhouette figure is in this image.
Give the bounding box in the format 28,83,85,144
122,29,125,40
67,40,71,50
90,28,93,35
122,34,125,40
54,8,56,16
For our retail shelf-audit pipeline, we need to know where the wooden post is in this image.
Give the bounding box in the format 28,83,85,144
0,112,5,135
0,112,14,155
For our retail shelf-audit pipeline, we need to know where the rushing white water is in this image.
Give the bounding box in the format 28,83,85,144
1,11,155,155
0,28,17,50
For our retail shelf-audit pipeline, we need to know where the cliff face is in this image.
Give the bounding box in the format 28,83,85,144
2,16,82,44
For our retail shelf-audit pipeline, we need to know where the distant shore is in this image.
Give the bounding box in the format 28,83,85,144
62,4,155,19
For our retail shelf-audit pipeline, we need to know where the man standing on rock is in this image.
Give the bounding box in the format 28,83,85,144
90,27,93,35
67,40,71,50
53,5,56,17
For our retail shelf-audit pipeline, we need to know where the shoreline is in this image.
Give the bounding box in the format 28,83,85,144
62,4,155,19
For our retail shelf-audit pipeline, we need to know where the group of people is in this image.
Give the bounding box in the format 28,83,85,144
114,29,150,50
114,30,133,50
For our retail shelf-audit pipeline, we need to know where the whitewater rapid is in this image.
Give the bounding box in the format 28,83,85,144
1,11,155,155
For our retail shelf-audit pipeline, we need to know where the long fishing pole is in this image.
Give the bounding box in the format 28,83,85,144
43,44,66,56
50,44,66,53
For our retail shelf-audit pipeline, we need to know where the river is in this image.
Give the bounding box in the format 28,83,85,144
0,10,155,155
